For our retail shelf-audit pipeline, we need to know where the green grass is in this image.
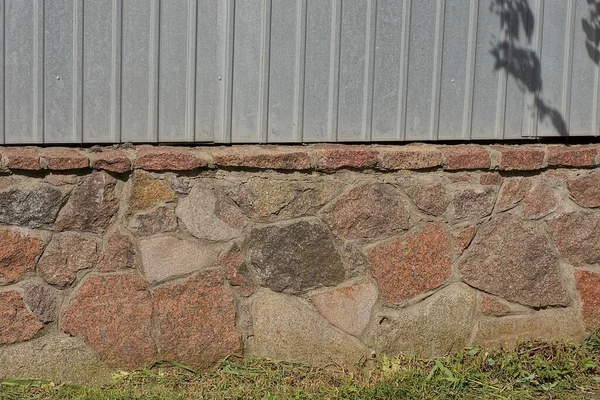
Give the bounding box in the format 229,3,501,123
3,334,600,399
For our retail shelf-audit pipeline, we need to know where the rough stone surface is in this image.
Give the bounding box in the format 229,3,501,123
378,147,444,170
496,147,546,170
41,148,89,170
443,146,491,170
452,225,476,256
154,270,243,369
252,290,369,368
576,270,600,332
0,229,44,285
211,146,311,170
547,145,598,167
473,309,585,348
139,236,221,284
450,186,496,220
522,183,558,219
21,281,61,322
248,220,346,294
549,212,600,265
177,185,248,241
459,217,569,307
43,174,81,186
478,296,511,317
568,171,600,208
480,172,503,186
0,291,44,345
404,182,450,216
0,185,64,228
314,146,378,170
97,232,135,271
311,280,378,336
2,147,40,170
129,206,177,236
322,183,409,239
38,232,98,287
368,224,452,304
497,178,533,212
219,243,254,297
0,334,113,385
90,150,132,173
368,285,475,358
61,274,156,369
128,171,175,212
55,171,120,233
135,147,208,171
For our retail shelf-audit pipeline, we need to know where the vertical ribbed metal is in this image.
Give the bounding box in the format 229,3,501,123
430,0,445,140
397,0,411,141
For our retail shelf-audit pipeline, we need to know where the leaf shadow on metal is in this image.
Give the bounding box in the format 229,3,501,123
489,0,568,136
582,0,600,64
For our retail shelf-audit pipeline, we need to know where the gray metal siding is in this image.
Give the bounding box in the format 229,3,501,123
1,0,599,144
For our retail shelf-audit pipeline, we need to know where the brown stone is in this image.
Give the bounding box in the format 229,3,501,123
313,145,378,170
21,281,61,323
90,150,132,173
153,270,242,369
478,296,510,317
311,279,378,336
0,291,43,345
459,216,569,308
495,146,546,171
480,172,503,186
129,206,177,236
442,145,491,170
219,243,254,297
97,232,135,271
0,229,43,285
452,225,476,256
448,173,477,183
378,146,444,170
568,171,600,208
41,148,89,170
38,232,98,287
496,177,533,212
368,223,452,304
404,182,449,216
55,171,120,233
576,270,600,332
450,186,496,220
322,183,409,239
211,146,311,170
128,171,175,212
61,274,156,369
548,212,600,265
2,147,41,170
522,183,558,220
43,174,81,186
547,145,598,167
135,147,208,171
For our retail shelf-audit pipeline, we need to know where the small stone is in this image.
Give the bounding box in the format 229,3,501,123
61,274,156,369
378,146,444,170
480,172,503,186
313,145,378,170
576,270,600,332
547,145,598,167
473,308,584,349
322,183,409,239
248,220,346,294
478,296,511,317
0,291,43,345
0,229,43,285
154,270,243,369
176,185,247,241
2,147,41,170
38,232,98,287
90,150,132,173
129,206,177,236
97,232,135,271
495,146,546,171
41,148,89,170
450,186,496,220
166,175,190,195
135,147,208,171
219,243,254,297
568,171,600,208
448,173,477,183
442,145,491,170
251,290,369,368
211,146,311,170
459,216,569,308
0,185,64,228
368,223,452,304
139,236,222,284
548,212,600,265
21,281,61,322
367,285,475,358
452,225,476,256
128,171,175,212
404,182,449,216
522,183,558,220
311,279,378,336
43,174,81,186
55,171,120,233
496,177,533,212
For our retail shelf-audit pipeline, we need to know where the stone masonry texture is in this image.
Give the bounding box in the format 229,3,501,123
0,143,597,383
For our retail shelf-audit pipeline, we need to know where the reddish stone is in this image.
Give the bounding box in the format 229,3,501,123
0,176,15,190
41,148,89,170
128,171,175,212
442,145,491,170
135,147,208,171
478,296,510,317
43,174,80,186
0,229,44,285
97,232,135,271
322,183,409,239
219,243,254,297
378,146,444,170
576,270,600,332
547,145,598,167
522,183,558,220
448,173,477,183
452,225,476,256
496,177,532,212
0,291,43,345
568,171,600,208
405,183,449,216
495,146,546,171
549,212,600,265
2,147,40,170
211,146,311,170
129,206,177,236
38,232,98,287
153,270,243,369
313,145,378,170
368,223,452,304
90,150,132,173
480,172,503,186
61,274,156,369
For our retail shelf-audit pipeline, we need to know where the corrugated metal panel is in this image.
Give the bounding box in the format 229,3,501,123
1,0,600,144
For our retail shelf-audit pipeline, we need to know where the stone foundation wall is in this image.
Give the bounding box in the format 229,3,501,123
1,143,600,383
